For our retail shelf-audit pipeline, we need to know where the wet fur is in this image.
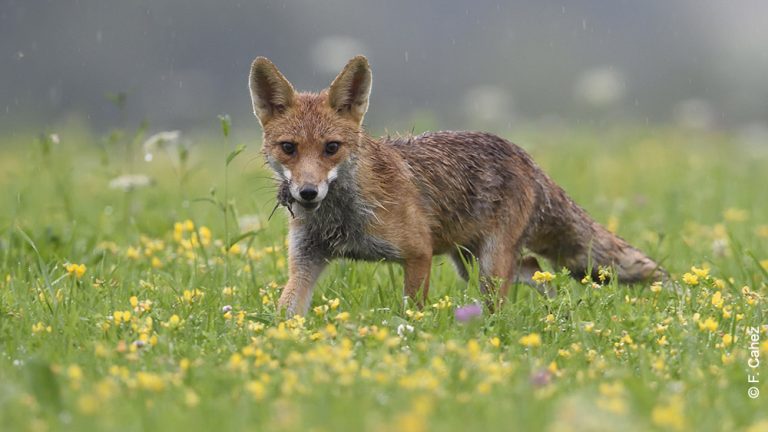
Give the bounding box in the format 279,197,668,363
249,56,666,316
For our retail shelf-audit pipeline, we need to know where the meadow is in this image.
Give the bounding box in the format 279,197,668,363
0,118,766,431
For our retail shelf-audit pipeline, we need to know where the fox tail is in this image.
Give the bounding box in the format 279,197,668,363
530,180,667,284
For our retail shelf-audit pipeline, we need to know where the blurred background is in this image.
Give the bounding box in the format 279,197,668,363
2,0,768,143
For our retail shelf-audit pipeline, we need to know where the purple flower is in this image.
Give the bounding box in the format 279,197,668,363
530,369,552,388
454,303,483,322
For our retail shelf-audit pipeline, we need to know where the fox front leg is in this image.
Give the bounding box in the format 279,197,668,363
278,229,326,317
278,258,326,317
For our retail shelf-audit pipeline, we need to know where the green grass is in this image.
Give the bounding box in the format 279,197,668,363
0,122,766,432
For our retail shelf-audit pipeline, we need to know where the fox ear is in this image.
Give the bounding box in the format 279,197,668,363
328,55,372,125
249,57,296,126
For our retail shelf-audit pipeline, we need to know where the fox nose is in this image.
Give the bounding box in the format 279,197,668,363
299,186,318,201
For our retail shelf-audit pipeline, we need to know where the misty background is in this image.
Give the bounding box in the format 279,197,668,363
2,0,768,142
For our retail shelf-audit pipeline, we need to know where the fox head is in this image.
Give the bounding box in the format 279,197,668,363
248,55,372,212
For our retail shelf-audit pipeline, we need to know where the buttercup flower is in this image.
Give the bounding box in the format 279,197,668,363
65,263,87,278
532,271,555,284
519,333,542,347
682,273,699,286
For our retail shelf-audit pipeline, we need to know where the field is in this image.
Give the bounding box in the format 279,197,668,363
0,120,766,431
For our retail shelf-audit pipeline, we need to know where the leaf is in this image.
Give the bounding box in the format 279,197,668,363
15,227,55,303
218,114,231,138
226,144,246,166
227,230,260,249
192,197,224,211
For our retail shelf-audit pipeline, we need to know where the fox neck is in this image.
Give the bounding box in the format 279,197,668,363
290,145,374,226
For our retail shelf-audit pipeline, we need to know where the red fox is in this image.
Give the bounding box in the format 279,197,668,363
249,55,666,316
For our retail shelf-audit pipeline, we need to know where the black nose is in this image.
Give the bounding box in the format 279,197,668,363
299,186,318,201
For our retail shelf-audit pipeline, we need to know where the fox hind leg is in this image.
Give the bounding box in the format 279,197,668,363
474,235,520,309
449,247,476,281
403,253,433,308
450,238,554,308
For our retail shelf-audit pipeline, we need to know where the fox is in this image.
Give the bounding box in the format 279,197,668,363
248,55,666,317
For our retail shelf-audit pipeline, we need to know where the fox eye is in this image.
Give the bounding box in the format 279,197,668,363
325,141,340,155
280,142,296,155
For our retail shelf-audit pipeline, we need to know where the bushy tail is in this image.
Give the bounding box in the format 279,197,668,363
577,221,667,283
528,178,666,284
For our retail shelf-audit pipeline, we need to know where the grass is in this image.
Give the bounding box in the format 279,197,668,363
0,120,766,432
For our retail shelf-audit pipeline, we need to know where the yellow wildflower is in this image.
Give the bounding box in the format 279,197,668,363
548,361,559,374
711,291,724,309
228,353,245,371
313,304,329,317
405,309,425,321
184,390,200,408
723,208,748,222
597,397,627,415
722,334,733,347
65,263,87,278
32,322,52,335
698,317,718,332
691,266,709,279
198,226,212,246
757,225,768,238
77,394,100,415
431,295,453,310
126,247,141,260
519,333,542,347
246,380,266,400
136,372,166,392
67,364,83,381
598,267,612,282
532,271,555,284
166,314,181,329
651,397,686,431
682,273,699,286
324,323,338,338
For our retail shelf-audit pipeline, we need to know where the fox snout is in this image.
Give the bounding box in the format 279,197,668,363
298,185,318,201
288,180,329,211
